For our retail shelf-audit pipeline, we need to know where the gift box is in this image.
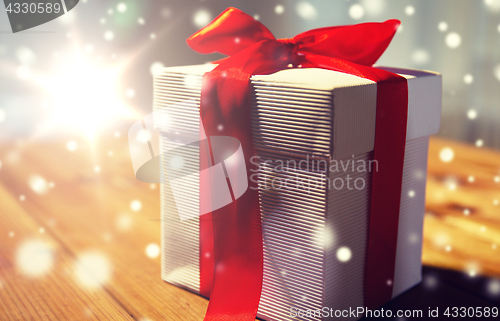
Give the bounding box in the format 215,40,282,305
154,63,441,320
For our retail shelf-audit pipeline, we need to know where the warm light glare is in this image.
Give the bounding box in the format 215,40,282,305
40,53,137,139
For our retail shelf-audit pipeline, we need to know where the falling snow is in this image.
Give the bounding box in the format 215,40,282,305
150,62,165,77
361,0,385,16
15,47,36,65
193,10,212,28
485,0,500,12
336,246,352,262
296,2,317,20
74,252,111,289
349,4,364,20
104,31,115,41
405,5,415,16
170,155,184,170
488,279,500,295
438,21,448,32
16,240,54,278
411,49,430,65
445,32,461,48
145,243,160,258
467,109,478,119
117,3,127,13
116,214,133,232
130,200,142,211
463,74,474,84
424,275,438,289
439,147,454,162
28,175,49,195
494,64,500,82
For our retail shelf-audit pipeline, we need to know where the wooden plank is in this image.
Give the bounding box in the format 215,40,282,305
0,182,134,320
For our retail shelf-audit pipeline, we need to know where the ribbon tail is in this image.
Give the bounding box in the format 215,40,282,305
299,53,409,308
199,43,284,321
364,69,408,309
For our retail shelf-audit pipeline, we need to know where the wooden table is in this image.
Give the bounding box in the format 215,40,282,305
0,135,498,320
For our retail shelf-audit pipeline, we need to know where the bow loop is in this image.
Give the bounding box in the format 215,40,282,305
293,20,401,66
187,7,275,56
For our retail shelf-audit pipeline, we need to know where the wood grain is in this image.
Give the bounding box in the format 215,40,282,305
0,134,498,320
424,136,500,278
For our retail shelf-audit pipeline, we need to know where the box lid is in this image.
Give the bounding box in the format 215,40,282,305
156,64,442,159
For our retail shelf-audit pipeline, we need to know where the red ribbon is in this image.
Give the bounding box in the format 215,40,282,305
188,7,408,320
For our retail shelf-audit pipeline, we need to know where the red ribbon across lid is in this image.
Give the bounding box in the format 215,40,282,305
187,7,408,320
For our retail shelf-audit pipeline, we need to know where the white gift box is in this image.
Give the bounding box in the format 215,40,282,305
153,64,441,321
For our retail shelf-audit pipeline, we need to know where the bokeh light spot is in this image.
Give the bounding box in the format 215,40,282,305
463,74,474,84
74,252,111,289
28,175,49,195
445,32,461,48
296,2,317,20
438,21,448,32
467,109,477,119
336,246,352,262
349,4,364,19
405,5,415,15
130,200,142,211
145,243,160,259
16,240,54,278
439,147,454,162
150,62,164,77
193,10,212,28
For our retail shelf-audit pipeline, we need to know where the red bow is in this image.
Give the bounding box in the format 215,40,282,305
188,7,408,320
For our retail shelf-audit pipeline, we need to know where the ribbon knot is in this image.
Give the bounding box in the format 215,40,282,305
187,7,409,321
277,37,296,50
